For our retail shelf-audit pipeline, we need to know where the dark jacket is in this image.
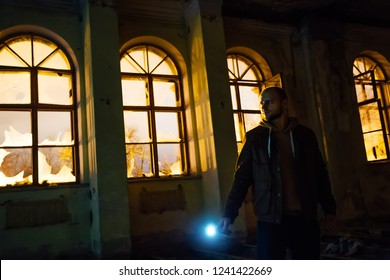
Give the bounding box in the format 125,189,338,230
223,118,337,224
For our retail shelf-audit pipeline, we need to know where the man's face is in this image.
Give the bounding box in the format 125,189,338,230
260,90,287,121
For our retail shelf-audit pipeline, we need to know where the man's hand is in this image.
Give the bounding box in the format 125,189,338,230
218,217,232,235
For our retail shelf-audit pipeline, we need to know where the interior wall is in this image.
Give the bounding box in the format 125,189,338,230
1,0,390,259
0,5,91,259
343,24,390,219
223,15,390,224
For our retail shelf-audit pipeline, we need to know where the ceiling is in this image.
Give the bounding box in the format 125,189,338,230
222,0,390,27
2,0,390,27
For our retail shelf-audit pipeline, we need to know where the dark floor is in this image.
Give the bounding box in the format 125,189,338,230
128,217,390,260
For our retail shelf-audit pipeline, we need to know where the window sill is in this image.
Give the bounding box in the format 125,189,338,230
0,183,89,193
367,159,390,166
127,174,202,183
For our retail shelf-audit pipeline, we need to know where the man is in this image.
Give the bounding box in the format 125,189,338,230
219,86,337,259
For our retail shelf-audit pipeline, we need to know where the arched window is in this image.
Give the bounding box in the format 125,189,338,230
353,56,390,162
120,44,188,178
0,34,78,187
228,53,282,152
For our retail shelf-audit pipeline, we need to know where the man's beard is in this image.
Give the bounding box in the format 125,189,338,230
264,109,283,121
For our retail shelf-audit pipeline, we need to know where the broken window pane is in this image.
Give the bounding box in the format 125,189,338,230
121,44,187,178
157,143,183,176
38,147,75,183
0,147,32,186
126,144,152,177
0,34,78,186
38,111,73,145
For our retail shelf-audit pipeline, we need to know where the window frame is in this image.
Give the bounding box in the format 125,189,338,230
120,44,190,179
353,55,390,162
227,53,265,151
0,32,79,187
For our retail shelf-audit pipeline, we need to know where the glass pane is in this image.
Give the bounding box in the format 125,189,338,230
244,113,261,132
363,131,387,161
0,71,31,104
152,56,177,75
7,37,32,66
121,77,148,106
148,49,164,73
38,111,73,145
38,71,73,105
124,111,150,143
374,68,385,80
227,57,237,77
0,111,32,147
0,46,27,67
233,113,242,142
358,103,382,133
153,80,178,107
33,37,56,66
239,85,260,110
230,85,238,110
0,147,32,186
242,66,258,81
128,47,147,72
120,55,144,73
354,59,366,74
157,143,183,176
155,112,180,142
237,59,249,78
39,49,70,70
38,147,75,183
355,82,374,103
126,144,152,177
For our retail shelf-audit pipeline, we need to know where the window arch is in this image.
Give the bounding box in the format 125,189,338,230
0,34,78,187
227,53,281,152
120,44,188,178
353,55,390,162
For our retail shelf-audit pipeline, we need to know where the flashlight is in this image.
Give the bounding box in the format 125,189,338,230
205,223,217,237
204,223,231,238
